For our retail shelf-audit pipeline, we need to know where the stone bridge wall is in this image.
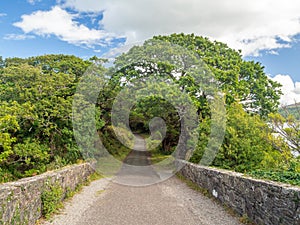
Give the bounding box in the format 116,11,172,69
177,160,300,225
0,163,94,225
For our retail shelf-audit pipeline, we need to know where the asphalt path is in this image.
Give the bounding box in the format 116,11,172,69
44,136,242,225
113,135,161,186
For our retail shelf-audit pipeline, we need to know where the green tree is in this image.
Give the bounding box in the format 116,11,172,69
269,112,300,154
279,103,300,120
4,54,91,79
191,103,290,172
153,33,282,117
0,56,4,68
112,34,281,159
0,54,98,180
113,41,204,158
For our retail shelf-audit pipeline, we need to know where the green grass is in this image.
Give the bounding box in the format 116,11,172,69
150,149,171,164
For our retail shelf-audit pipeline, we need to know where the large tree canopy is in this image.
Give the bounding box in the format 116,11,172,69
0,34,295,184
152,34,282,117
110,34,287,171
0,55,93,181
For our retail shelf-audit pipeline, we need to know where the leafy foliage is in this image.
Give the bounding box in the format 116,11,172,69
41,182,64,218
0,34,296,187
130,96,180,154
153,33,282,117
279,103,300,120
190,102,291,172
0,55,95,181
112,34,286,174
99,125,134,161
249,158,300,186
269,112,300,154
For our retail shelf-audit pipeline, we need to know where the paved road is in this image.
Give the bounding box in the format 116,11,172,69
113,135,161,186
44,136,242,225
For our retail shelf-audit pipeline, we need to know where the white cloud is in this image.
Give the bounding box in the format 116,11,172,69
0,13,7,23
267,50,280,55
14,6,120,47
294,82,300,94
272,74,300,106
59,0,300,56
4,34,35,40
27,0,42,5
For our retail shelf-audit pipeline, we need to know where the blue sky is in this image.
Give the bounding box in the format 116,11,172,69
246,36,300,82
0,0,124,58
1,0,300,104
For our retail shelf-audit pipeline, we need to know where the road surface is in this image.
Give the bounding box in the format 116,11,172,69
44,136,242,225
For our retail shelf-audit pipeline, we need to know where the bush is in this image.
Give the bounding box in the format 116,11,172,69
41,182,64,218
248,170,300,186
191,103,289,173
99,126,133,160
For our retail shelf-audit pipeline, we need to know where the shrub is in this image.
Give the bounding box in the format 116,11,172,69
41,182,63,218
